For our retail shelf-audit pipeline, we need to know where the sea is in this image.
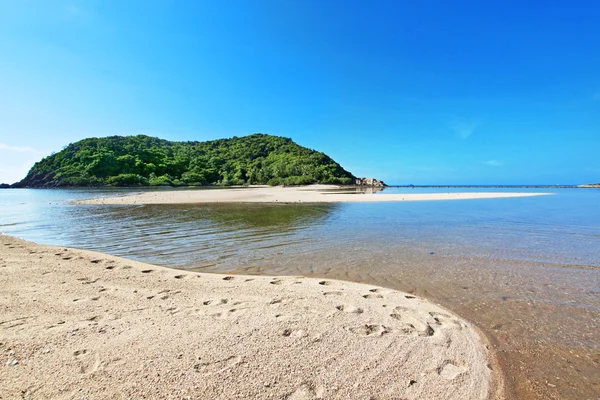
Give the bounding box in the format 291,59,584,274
1,187,599,399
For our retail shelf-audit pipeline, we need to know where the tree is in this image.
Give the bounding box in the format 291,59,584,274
15,133,356,187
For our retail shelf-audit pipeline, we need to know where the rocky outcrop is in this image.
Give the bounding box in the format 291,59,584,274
11,172,57,188
0,183,10,189
355,177,386,187
578,183,600,188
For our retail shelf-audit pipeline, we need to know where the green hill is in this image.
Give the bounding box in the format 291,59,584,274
13,134,356,188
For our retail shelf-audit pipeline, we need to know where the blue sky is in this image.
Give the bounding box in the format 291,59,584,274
0,0,599,185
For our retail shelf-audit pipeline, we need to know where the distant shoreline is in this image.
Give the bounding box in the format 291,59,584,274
391,184,596,189
75,186,552,205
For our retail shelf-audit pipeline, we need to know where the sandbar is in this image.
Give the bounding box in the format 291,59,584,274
0,235,496,399
77,185,550,205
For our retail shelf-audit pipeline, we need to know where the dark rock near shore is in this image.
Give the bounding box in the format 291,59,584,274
0,183,10,189
355,177,386,187
11,172,58,188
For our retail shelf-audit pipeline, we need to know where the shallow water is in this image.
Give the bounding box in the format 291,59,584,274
1,187,599,399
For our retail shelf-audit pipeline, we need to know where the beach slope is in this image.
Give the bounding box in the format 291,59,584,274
1,235,494,399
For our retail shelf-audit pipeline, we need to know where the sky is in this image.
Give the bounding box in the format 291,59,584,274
0,0,599,185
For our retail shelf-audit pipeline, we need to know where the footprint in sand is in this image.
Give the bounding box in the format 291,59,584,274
193,356,242,375
429,312,463,331
336,305,364,314
362,294,384,299
271,279,297,286
203,299,228,306
284,382,325,400
349,324,389,337
74,349,101,374
390,307,435,337
141,269,153,274
222,276,235,281
282,328,308,338
438,361,467,380
318,281,334,286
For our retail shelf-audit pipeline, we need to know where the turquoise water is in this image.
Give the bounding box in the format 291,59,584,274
1,187,598,269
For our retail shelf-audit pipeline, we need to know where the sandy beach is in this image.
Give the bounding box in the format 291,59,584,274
76,186,550,205
0,235,497,399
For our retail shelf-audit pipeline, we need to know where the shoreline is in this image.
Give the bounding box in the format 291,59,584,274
1,235,497,399
76,186,551,205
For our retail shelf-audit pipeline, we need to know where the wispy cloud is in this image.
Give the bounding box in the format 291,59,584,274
62,4,91,22
483,160,503,167
0,159,37,184
449,119,480,140
0,143,45,154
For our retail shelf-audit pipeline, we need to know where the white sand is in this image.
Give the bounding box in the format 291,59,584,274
77,186,550,205
0,235,498,399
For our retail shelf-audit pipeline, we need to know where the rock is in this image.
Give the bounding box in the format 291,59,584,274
0,183,10,189
354,177,386,187
7,360,19,366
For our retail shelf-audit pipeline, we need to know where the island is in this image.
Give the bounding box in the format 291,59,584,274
12,134,365,188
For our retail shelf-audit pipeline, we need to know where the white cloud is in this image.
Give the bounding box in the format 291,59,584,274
0,159,37,184
0,143,48,183
450,120,480,140
62,4,92,22
0,143,45,154
483,160,503,167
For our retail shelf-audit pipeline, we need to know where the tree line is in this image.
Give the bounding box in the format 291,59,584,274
15,134,356,187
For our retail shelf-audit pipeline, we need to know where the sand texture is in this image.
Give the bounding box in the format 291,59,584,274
0,235,495,400
77,186,550,205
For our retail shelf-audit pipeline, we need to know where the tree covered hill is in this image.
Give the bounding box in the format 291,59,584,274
13,134,356,187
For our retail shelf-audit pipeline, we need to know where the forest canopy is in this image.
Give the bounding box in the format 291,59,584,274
14,134,356,187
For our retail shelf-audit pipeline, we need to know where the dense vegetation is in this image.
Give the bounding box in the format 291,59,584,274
14,134,355,187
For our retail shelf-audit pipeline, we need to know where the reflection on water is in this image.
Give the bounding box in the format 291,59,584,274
78,203,339,269
1,188,599,399
0,192,339,270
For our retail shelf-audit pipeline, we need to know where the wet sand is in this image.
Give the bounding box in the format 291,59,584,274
0,235,496,400
76,186,551,205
